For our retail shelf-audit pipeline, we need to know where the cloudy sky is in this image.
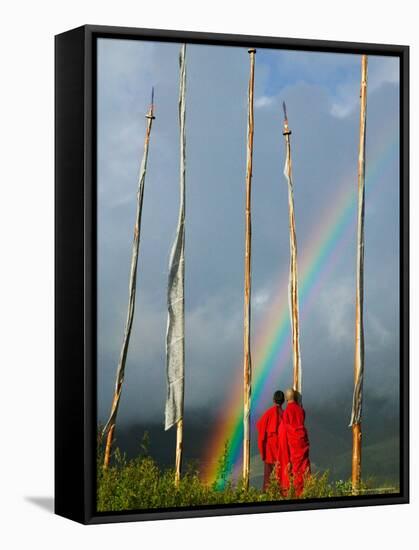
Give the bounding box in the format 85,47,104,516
96,38,400,480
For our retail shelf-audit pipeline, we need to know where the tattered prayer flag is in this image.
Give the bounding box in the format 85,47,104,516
165,44,186,433
350,55,368,429
283,103,302,396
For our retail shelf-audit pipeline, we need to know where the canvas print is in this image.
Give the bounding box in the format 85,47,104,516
96,38,400,512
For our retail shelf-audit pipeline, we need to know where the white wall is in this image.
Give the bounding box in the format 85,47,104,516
0,1,416,548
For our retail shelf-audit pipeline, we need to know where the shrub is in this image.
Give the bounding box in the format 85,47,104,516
96,433,397,512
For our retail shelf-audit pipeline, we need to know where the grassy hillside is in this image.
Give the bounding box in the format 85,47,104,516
97,435,398,512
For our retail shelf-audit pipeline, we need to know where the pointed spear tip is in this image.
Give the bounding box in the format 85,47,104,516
282,101,291,135
146,87,156,119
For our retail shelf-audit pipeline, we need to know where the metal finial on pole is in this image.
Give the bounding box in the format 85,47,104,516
102,90,156,469
282,101,291,135
146,86,156,120
242,47,256,490
350,54,368,494
282,101,288,125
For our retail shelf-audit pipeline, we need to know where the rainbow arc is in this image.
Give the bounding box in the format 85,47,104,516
202,125,397,487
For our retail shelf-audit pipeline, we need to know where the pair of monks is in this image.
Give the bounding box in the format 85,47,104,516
256,388,310,496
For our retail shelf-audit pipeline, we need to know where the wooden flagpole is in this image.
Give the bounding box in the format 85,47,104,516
282,102,302,397
351,55,368,493
175,418,183,487
102,91,156,469
242,48,256,490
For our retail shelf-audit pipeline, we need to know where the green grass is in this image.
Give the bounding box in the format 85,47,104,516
96,433,398,512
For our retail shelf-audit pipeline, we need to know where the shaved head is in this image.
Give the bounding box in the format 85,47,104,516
285,388,295,402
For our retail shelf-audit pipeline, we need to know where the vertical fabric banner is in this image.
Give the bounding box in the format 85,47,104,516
283,105,302,396
350,55,368,428
165,44,186,432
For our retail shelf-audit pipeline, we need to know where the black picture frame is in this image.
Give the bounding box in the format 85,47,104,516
55,24,409,525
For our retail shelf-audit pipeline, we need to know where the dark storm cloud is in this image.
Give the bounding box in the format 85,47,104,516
97,39,399,445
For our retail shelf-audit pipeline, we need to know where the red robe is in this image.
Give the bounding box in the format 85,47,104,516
256,405,283,464
278,401,311,496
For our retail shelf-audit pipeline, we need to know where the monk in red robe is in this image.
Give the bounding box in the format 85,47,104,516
279,388,311,496
256,390,285,491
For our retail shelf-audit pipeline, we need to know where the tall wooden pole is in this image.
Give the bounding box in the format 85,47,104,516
175,418,183,486
242,48,256,490
350,55,368,493
102,91,155,469
282,102,302,397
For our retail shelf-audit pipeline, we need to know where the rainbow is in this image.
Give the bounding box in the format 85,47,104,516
202,121,398,487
